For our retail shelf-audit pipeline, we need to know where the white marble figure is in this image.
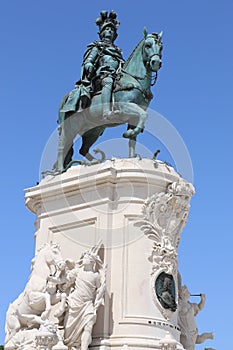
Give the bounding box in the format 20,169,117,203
4,243,63,348
4,318,58,350
63,245,106,350
178,285,214,350
4,329,39,350
42,259,76,320
5,241,106,350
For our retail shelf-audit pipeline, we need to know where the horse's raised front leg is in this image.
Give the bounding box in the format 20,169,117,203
121,103,148,138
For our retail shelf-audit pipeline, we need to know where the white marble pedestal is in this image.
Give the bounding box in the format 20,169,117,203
25,158,194,350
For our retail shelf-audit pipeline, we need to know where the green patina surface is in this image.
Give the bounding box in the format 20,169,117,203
155,272,177,312
55,11,162,172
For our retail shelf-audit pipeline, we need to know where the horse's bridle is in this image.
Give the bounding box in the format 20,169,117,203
142,53,160,87
145,52,161,66
142,37,162,85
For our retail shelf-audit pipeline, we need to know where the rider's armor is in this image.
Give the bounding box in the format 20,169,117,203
81,40,124,94
60,10,123,117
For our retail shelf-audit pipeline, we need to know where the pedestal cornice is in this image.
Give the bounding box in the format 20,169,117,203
25,158,182,214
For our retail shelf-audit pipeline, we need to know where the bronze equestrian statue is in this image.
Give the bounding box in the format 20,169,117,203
56,11,163,172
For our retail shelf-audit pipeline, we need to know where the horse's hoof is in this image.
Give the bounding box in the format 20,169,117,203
123,129,135,138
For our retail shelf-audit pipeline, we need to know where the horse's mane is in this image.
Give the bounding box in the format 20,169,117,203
123,38,144,70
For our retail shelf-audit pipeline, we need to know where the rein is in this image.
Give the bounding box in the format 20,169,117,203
121,68,157,87
114,37,161,100
115,69,154,102
121,50,160,87
150,71,158,86
144,52,161,86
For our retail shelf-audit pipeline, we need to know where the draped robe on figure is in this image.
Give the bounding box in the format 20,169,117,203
64,270,98,347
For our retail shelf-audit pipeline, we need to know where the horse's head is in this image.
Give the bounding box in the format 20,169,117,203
31,242,63,277
25,242,64,294
142,31,163,72
46,242,63,268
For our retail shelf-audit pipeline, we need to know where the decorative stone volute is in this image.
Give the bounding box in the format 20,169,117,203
136,178,195,276
134,177,194,319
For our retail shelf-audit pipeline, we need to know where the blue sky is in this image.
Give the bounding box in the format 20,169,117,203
1,1,232,348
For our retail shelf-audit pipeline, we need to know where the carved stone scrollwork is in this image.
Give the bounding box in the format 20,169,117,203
136,179,194,317
137,179,194,274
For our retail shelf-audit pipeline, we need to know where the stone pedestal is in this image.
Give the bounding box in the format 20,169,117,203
25,158,194,350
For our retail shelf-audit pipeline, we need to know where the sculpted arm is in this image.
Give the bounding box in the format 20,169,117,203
82,45,99,80
54,267,77,292
191,293,206,316
47,275,66,285
94,266,107,312
196,293,206,313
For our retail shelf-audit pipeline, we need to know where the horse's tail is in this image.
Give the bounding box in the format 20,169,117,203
79,126,105,157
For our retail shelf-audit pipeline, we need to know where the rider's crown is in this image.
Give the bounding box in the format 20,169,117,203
96,10,120,38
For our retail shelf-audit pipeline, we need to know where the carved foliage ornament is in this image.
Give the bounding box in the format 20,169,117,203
135,179,194,318
137,179,194,275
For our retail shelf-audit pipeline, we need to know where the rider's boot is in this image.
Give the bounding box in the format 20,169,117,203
102,77,116,120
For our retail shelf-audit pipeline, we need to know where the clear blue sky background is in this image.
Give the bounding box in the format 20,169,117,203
1,1,232,348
